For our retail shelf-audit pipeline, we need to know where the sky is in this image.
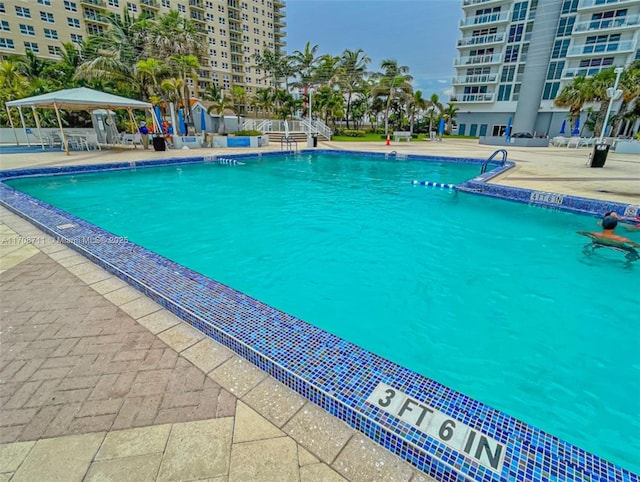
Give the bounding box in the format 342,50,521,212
285,0,463,101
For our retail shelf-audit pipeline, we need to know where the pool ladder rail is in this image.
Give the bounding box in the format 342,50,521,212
480,149,508,174
280,136,299,153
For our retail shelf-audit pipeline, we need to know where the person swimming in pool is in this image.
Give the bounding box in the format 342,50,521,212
578,216,640,264
602,211,640,232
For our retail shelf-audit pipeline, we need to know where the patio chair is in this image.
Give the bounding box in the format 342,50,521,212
25,128,51,148
85,132,102,150
551,136,569,147
49,132,64,150
566,137,582,148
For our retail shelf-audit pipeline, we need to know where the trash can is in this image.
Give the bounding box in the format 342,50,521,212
590,143,609,168
312,134,318,147
152,135,166,151
307,134,314,148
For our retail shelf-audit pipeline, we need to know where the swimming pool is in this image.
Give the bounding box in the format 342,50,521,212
2,151,638,481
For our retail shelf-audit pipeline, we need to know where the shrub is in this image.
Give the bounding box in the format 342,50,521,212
233,130,262,136
342,129,366,137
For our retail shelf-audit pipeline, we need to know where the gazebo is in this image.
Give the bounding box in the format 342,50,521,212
5,87,156,155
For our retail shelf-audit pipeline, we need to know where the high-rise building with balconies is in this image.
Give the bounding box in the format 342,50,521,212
453,0,639,137
0,0,286,98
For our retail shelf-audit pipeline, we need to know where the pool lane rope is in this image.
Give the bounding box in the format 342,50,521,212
412,180,455,189
203,155,245,165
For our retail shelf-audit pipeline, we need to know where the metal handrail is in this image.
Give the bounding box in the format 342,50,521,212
480,149,508,174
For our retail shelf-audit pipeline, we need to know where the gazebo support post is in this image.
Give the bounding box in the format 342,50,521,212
127,108,137,149
17,107,31,147
5,105,19,146
31,106,45,150
53,102,70,156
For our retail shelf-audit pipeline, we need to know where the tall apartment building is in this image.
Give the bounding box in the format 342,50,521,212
453,0,640,137
0,0,286,98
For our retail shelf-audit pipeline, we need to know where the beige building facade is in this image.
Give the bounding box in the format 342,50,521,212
0,0,286,97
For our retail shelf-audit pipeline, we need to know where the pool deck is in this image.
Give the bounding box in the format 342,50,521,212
0,139,638,481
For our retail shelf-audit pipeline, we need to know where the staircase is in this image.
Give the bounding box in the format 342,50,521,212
243,118,331,142
265,131,308,144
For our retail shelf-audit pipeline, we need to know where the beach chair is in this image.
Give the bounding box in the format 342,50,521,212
566,137,581,148
25,128,51,148
85,132,102,150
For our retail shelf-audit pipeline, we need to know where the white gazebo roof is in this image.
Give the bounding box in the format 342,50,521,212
6,87,152,111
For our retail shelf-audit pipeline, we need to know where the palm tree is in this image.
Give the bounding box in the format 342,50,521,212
443,102,459,134
148,11,202,59
135,58,166,101
407,90,427,134
553,75,590,134
168,54,200,125
230,85,247,130
290,41,320,96
338,48,370,129
0,60,28,127
206,91,234,135
313,54,341,87
371,59,413,136
253,49,291,93
252,88,274,118
613,61,640,136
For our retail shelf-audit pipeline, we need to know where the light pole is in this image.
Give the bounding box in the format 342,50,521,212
599,67,624,144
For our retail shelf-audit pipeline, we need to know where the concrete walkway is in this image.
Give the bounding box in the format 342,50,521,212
1,140,638,481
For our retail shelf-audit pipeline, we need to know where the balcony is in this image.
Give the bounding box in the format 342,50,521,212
140,0,158,9
84,12,110,24
562,66,610,79
573,15,640,34
190,13,205,22
452,74,499,84
227,0,241,11
275,18,286,27
459,11,510,28
189,0,204,10
274,0,285,6
81,0,106,8
452,93,495,102
567,39,636,56
457,32,505,47
454,53,502,66
462,0,509,7
578,0,638,11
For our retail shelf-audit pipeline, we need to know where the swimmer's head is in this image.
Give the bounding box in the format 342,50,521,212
602,216,618,230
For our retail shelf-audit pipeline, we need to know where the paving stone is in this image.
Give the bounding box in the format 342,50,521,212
298,446,320,466
89,277,128,295
331,433,416,482
85,453,162,482
103,286,142,306
157,418,233,482
233,401,285,444
229,436,299,482
157,323,204,353
243,376,307,428
283,402,354,465
136,310,182,334
0,440,35,472
10,432,104,482
208,356,267,398
0,425,24,444
111,395,162,430
182,338,235,374
301,463,349,482
0,408,38,427
95,424,171,460
17,405,61,441
119,297,163,320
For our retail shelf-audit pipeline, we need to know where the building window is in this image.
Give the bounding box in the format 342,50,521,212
0,3,4,13
561,0,578,15
24,41,39,53
497,84,511,101
505,45,519,63
70,33,83,43
162,0,170,6
19,24,35,36
87,24,104,35
108,0,119,6
508,24,523,43
127,2,138,13
68,18,80,28
0,20,9,31
16,6,32,18
64,1,77,12
177,4,185,12
41,11,55,22
38,0,52,5
0,38,15,49
556,17,574,37
542,82,560,100
551,39,570,59
546,61,564,80
512,2,528,22
500,65,515,82
48,45,61,56
44,28,58,39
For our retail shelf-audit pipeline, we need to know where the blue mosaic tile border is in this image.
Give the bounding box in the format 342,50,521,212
1,152,637,482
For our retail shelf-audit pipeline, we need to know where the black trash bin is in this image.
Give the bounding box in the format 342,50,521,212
312,134,318,147
152,135,166,151
590,143,609,168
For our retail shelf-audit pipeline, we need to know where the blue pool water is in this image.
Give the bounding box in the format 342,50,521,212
7,153,639,474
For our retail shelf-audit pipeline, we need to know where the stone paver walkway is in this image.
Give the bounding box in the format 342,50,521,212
0,211,430,482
